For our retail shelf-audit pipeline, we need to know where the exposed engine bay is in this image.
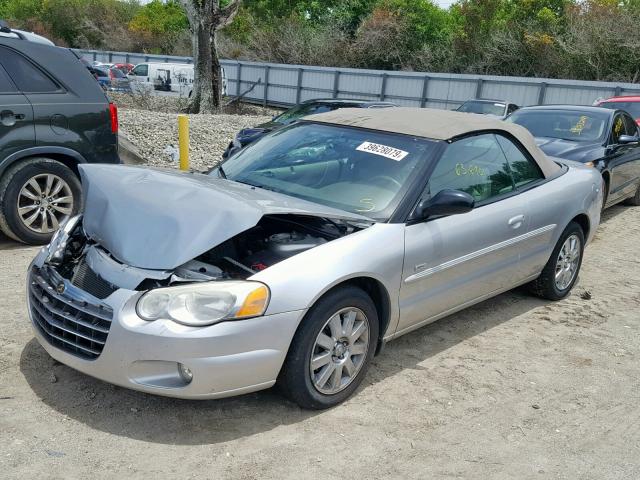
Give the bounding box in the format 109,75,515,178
50,214,363,296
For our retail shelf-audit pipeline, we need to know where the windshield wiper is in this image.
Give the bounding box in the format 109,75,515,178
217,164,227,179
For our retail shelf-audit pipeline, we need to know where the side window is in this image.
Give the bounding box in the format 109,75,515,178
132,64,148,76
507,104,519,115
0,64,17,94
0,47,59,93
611,114,627,144
495,135,544,187
622,113,639,137
427,133,514,203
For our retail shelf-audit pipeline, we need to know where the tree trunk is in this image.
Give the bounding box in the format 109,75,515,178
189,20,218,113
182,0,241,114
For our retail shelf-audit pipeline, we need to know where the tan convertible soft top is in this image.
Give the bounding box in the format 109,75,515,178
305,107,560,178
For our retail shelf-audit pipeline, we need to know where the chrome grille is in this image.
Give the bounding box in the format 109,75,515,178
29,266,113,360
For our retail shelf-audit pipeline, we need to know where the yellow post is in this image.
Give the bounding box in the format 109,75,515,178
178,114,189,171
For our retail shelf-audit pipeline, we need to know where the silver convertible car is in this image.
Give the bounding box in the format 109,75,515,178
27,108,603,409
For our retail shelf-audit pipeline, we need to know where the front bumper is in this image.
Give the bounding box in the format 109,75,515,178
27,253,304,399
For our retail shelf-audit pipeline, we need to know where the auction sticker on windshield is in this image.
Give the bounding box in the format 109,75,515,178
356,141,409,161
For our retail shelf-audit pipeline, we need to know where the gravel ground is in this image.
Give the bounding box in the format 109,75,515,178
119,108,272,171
1,205,640,479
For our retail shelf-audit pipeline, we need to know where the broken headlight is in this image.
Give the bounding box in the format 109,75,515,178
136,281,270,327
46,215,82,265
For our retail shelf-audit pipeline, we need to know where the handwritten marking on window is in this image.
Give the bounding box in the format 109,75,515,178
455,163,486,176
614,117,623,136
355,198,376,212
570,115,588,135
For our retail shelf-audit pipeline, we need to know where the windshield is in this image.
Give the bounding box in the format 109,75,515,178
458,101,506,116
507,110,609,142
217,122,437,220
599,101,640,118
273,103,355,125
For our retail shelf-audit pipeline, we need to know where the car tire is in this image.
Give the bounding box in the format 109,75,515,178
529,221,585,301
623,183,640,206
601,177,609,211
278,286,379,410
0,158,82,245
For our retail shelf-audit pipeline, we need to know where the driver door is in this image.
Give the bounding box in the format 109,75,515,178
606,113,640,203
397,133,528,335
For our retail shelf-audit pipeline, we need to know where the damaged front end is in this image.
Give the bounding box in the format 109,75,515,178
47,212,360,294
29,210,362,361
26,163,372,397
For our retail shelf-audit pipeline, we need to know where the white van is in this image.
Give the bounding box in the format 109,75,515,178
128,62,227,97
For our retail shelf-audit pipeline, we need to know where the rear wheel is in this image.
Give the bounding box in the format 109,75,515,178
601,177,609,211
529,221,584,300
278,286,378,409
0,158,81,244
624,183,640,206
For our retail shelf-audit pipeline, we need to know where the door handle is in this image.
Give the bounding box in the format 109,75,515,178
508,214,525,229
0,110,26,127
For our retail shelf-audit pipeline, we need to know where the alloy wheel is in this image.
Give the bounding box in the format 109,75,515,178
17,173,74,234
309,307,370,395
555,234,581,290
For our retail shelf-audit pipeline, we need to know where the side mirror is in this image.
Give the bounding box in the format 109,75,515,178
414,189,475,220
618,135,639,145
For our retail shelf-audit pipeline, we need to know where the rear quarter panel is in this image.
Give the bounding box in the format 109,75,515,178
521,163,602,279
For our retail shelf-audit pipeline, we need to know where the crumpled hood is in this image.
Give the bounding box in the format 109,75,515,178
78,164,370,270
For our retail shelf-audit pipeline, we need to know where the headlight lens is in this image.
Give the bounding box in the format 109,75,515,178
136,281,270,327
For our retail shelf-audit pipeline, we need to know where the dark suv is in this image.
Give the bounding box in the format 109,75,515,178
0,25,119,244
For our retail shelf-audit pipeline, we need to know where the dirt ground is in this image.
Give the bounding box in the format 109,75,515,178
1,205,639,480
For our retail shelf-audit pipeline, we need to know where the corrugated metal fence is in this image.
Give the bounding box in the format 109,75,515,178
76,49,640,109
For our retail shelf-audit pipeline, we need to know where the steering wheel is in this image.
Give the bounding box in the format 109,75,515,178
369,175,402,189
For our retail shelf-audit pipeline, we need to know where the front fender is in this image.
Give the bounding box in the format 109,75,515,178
252,223,406,337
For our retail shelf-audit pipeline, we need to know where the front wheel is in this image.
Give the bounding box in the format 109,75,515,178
278,286,379,409
528,221,585,300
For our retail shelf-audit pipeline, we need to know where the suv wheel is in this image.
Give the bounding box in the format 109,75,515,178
278,286,379,409
0,158,81,244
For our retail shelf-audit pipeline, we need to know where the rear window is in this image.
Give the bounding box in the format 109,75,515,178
0,46,59,93
599,101,640,118
109,68,125,78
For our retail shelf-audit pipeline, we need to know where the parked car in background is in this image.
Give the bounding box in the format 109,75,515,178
0,19,54,46
113,63,134,74
507,105,640,208
596,96,640,126
89,66,131,92
28,108,602,409
222,98,397,158
0,28,119,244
128,62,227,97
457,99,519,119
